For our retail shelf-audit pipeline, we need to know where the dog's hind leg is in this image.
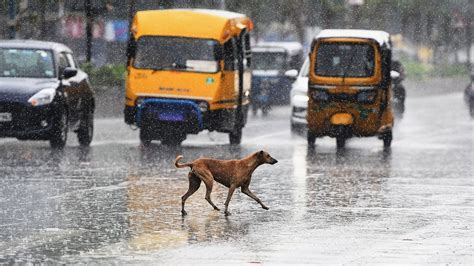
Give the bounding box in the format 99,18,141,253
241,186,269,210
203,179,220,211
193,168,220,211
181,172,201,216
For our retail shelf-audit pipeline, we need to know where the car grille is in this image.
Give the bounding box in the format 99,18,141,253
0,101,30,131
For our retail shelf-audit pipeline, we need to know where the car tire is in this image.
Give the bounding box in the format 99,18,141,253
229,127,242,145
77,108,94,147
50,109,68,149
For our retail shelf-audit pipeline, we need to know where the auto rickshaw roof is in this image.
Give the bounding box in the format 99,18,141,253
131,9,253,43
252,41,303,56
315,29,391,47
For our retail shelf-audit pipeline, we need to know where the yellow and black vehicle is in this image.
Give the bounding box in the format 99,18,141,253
124,9,253,145
307,29,394,148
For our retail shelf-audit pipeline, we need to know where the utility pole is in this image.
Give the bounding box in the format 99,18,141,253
85,0,93,63
8,0,16,39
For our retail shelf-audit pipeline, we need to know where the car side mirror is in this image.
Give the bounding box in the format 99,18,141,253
390,70,400,80
62,67,77,80
285,69,298,79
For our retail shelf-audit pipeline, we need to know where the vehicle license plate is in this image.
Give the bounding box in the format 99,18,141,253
159,112,184,122
0,113,12,122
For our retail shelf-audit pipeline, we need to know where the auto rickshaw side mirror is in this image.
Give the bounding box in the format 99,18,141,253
390,70,400,80
285,69,298,79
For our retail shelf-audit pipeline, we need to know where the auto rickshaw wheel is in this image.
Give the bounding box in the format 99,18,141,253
161,134,185,146
229,127,242,145
307,131,316,146
336,137,346,149
139,128,152,146
382,131,392,148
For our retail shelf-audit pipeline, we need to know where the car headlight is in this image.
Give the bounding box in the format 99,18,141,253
310,90,329,101
357,90,377,103
293,94,309,103
198,101,209,112
28,88,56,106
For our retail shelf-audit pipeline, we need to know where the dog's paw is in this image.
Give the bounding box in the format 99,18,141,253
262,205,269,210
224,211,231,216
214,207,220,211
181,210,188,216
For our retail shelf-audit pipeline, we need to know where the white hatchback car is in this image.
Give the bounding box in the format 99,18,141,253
289,57,309,132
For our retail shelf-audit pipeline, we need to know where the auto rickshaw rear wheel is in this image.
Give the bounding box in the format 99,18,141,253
161,134,186,146
139,128,152,146
229,127,242,145
382,131,392,148
336,137,346,149
307,131,316,146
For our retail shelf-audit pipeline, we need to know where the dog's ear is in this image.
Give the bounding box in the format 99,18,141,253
259,150,264,156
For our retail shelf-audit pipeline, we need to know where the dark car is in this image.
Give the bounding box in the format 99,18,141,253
465,69,474,117
0,40,94,148
251,42,304,115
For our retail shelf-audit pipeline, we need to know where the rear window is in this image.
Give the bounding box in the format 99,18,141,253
315,43,375,78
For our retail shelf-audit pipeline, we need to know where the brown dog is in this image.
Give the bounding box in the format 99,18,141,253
175,150,278,216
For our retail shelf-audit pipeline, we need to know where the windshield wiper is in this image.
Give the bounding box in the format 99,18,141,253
342,52,357,85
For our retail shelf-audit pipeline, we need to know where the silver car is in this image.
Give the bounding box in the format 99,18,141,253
289,57,309,132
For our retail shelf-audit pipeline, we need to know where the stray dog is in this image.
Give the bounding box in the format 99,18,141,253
175,151,278,216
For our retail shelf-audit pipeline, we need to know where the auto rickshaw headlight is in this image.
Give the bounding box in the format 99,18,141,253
198,102,209,113
310,90,329,101
357,90,377,103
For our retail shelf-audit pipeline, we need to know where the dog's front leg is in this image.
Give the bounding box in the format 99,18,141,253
241,186,269,210
224,184,237,216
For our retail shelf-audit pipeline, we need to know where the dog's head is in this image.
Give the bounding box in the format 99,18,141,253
258,150,278,165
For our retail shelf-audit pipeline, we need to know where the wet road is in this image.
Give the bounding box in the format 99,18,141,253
0,78,472,264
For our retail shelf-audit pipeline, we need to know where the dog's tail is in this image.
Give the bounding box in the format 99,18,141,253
174,155,193,168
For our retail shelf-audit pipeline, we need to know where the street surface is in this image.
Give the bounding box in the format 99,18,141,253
0,77,472,264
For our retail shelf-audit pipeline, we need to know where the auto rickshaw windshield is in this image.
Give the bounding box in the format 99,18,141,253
133,36,221,73
315,42,375,78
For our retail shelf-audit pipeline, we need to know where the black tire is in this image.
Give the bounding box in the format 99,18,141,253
336,137,346,149
161,134,185,146
382,131,392,148
307,131,316,146
50,110,68,149
77,109,94,147
229,127,242,145
139,127,152,146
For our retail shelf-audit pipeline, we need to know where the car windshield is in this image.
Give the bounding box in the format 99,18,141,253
315,43,375,77
252,52,287,71
134,36,220,73
0,48,55,78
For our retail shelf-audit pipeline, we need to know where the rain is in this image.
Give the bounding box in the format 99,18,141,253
0,0,473,264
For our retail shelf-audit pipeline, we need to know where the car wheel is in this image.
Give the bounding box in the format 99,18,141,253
50,110,68,149
229,127,242,145
77,108,94,147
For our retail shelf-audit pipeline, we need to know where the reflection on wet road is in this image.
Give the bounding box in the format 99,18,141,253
0,80,472,264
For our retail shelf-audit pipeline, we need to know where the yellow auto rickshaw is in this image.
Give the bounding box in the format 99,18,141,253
124,9,253,145
307,29,394,148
